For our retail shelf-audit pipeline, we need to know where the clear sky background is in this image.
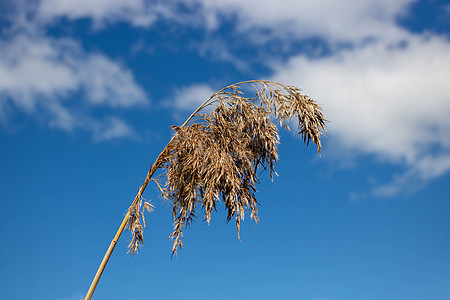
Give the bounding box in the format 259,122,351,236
1,1,449,299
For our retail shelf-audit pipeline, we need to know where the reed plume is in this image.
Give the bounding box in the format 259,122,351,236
85,80,326,300
130,80,327,256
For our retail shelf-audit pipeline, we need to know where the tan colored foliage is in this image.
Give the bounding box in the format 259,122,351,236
127,80,327,256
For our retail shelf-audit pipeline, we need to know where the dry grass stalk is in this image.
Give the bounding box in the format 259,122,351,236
129,80,327,256
84,80,326,300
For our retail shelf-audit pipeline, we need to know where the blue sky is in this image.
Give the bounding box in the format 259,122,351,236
1,0,449,299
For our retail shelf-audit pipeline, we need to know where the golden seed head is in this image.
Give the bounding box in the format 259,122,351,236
127,80,327,256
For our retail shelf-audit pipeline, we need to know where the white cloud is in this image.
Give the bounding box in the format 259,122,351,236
34,0,416,44
171,83,217,111
77,54,147,108
37,0,157,28
0,35,77,111
0,32,148,138
189,0,414,41
269,34,450,195
92,117,137,142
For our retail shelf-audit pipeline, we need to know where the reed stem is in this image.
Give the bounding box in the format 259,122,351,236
83,80,326,299
84,145,170,300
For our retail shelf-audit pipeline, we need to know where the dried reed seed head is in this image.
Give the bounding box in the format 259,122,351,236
127,80,327,256
127,198,153,255
164,98,289,254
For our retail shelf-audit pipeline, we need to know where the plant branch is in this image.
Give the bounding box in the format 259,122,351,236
84,80,327,299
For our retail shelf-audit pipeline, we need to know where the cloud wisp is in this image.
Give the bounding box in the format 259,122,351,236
37,0,416,42
270,33,450,196
37,0,157,28
0,3,148,139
